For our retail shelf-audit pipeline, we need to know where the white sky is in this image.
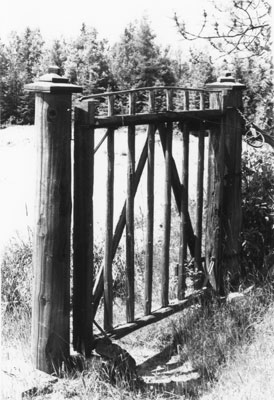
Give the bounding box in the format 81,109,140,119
0,0,213,48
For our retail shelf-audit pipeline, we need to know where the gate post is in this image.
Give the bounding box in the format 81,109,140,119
206,72,245,294
25,67,82,373
73,99,97,356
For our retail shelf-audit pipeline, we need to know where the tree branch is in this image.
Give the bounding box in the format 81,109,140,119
174,0,270,56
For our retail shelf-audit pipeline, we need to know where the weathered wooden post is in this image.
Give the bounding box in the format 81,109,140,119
205,72,245,294
25,67,82,373
73,99,97,356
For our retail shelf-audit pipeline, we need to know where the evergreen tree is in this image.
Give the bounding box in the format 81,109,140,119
0,40,9,125
2,28,44,124
179,49,216,87
110,17,176,90
64,24,115,94
43,38,68,76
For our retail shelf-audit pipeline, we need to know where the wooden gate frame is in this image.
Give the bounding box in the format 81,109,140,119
26,69,245,373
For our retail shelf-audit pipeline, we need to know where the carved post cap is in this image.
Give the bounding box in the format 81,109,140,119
24,65,82,94
48,65,61,74
206,71,245,90
217,71,236,83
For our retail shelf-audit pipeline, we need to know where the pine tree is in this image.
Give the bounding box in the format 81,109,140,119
64,24,115,95
110,17,176,90
44,38,68,76
0,40,9,125
3,28,44,124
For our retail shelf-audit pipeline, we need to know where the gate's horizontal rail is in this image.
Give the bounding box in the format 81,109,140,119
96,289,207,341
80,86,221,101
91,110,222,128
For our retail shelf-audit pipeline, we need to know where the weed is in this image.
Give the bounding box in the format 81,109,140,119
171,281,274,387
1,234,33,313
241,147,274,281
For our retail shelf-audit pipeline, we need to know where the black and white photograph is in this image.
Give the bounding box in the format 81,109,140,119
1,1,273,399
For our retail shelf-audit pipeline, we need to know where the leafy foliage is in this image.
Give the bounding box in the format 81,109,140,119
1,236,33,312
233,54,273,128
172,284,274,383
110,17,176,90
0,28,44,125
241,148,274,279
0,13,272,129
64,24,116,95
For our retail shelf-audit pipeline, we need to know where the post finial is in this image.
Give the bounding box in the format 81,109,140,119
217,71,236,83
48,65,61,75
24,65,82,94
205,71,245,90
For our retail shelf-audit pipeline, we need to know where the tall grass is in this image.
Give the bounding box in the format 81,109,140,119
201,304,274,400
2,142,274,399
1,235,33,361
2,235,274,399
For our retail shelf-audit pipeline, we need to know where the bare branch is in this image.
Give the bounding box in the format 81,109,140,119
174,0,271,56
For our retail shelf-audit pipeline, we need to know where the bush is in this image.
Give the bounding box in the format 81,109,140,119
172,283,274,384
93,243,128,300
241,147,274,280
1,235,33,313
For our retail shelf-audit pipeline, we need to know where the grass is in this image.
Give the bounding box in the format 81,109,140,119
201,303,274,400
2,234,274,399
1,127,274,398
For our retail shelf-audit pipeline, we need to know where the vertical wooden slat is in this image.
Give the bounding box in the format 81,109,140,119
205,124,224,292
194,125,205,276
184,90,189,110
161,90,173,307
104,95,114,331
158,123,196,257
126,92,135,322
144,91,155,315
92,138,148,317
73,100,96,356
178,122,189,300
200,92,205,110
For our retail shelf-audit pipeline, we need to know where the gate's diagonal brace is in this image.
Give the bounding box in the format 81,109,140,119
92,123,197,317
94,129,110,154
92,136,149,316
157,123,196,257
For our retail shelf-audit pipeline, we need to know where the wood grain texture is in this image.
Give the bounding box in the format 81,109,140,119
32,93,72,373
92,109,222,128
144,91,155,315
73,101,96,356
104,96,115,331
126,93,135,322
194,126,205,273
178,123,189,300
205,124,224,292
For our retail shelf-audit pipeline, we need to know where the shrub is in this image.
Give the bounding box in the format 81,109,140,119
171,283,274,384
1,235,33,313
93,242,128,300
241,147,274,280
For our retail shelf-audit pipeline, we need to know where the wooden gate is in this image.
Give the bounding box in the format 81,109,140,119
26,68,245,372
72,77,245,356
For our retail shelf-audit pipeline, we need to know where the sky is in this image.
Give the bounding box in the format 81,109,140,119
0,0,213,48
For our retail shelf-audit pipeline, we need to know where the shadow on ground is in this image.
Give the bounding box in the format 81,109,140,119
136,344,205,398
